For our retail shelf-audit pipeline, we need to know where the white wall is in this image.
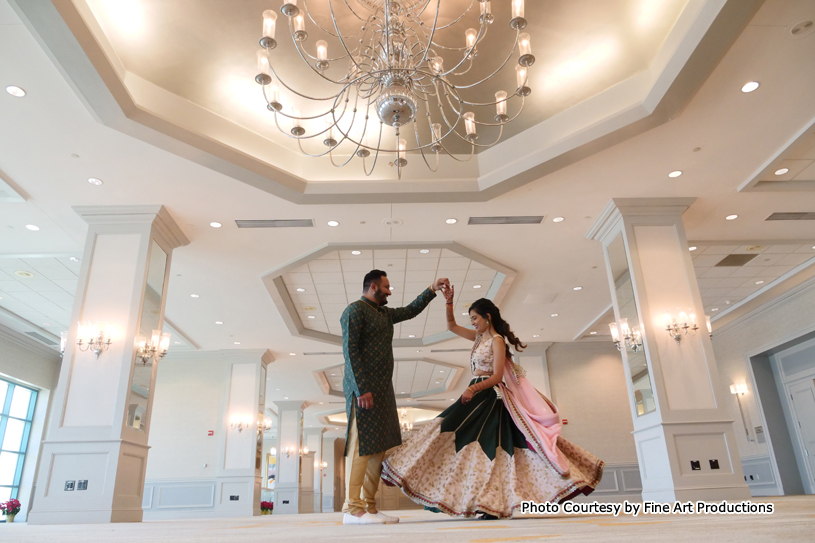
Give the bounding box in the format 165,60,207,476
712,276,815,495
0,325,61,522
546,342,637,464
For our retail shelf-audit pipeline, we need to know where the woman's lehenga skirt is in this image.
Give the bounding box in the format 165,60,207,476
382,378,605,519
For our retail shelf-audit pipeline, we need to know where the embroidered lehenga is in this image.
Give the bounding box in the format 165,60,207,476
381,334,604,519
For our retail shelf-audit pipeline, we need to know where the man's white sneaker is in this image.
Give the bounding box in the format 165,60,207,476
343,512,386,525
374,512,400,524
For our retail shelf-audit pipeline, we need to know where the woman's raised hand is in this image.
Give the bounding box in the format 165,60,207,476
442,284,455,304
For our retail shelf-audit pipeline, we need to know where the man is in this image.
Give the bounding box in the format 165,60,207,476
341,269,449,525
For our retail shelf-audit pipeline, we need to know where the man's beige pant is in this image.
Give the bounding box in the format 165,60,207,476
342,405,386,515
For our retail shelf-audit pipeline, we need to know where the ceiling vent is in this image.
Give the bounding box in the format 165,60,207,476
24,331,58,346
468,216,544,225
235,219,314,228
715,254,759,267
765,212,815,221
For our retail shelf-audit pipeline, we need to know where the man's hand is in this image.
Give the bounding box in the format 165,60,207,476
442,284,455,304
433,277,450,292
357,392,374,409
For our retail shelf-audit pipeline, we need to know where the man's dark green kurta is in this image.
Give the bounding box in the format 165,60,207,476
342,288,437,457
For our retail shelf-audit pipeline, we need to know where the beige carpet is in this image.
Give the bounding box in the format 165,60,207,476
4,496,814,542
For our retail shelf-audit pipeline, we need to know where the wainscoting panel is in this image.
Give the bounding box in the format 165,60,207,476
741,455,782,496
574,463,642,503
143,480,217,519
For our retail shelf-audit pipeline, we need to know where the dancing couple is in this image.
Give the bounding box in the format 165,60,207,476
341,270,603,525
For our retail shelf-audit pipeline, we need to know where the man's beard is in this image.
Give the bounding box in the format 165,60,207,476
374,290,389,306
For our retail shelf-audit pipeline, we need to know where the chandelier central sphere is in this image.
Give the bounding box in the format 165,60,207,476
254,0,535,178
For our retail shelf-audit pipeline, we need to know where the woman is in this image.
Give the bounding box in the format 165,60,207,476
382,288,604,519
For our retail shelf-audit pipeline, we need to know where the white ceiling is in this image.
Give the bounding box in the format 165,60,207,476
2,0,815,433
317,358,459,398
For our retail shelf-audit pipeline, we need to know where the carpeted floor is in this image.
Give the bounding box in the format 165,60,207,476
3,496,814,542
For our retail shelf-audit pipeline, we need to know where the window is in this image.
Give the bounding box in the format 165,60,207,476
0,378,38,502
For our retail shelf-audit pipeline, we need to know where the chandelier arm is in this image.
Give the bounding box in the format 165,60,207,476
297,137,339,158
447,57,475,77
449,32,520,90
465,96,526,128
435,139,476,162
458,92,524,111
339,0,369,23
327,0,371,79
413,120,440,172
361,123,385,177
302,0,363,40
469,124,504,148
415,0,441,67
438,23,489,77
267,64,340,102
426,13,488,52
420,0,475,32
290,21,356,85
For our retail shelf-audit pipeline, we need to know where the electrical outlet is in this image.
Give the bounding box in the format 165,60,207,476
64,480,75,491
229,495,239,501
709,459,720,470
77,480,88,490
282,500,290,504
690,460,701,471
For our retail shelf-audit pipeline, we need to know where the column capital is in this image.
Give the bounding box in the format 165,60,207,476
587,197,697,242
275,400,310,411
73,205,190,248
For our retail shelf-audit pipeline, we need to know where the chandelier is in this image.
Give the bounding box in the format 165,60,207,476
253,0,534,178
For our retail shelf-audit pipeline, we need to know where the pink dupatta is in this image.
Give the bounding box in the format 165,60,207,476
498,359,570,476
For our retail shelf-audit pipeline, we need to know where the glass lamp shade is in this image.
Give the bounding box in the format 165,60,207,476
465,28,478,49
619,317,630,337
518,33,532,57
316,40,328,61
256,50,271,75
431,122,442,141
516,65,528,88
159,332,171,354
512,0,524,19
463,112,476,135
608,323,620,343
262,10,277,38
495,90,508,116
397,138,407,160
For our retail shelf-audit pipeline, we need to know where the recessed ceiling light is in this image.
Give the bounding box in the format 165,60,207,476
590,332,597,335
234,341,241,345
419,249,430,254
400,391,406,394
25,225,39,231
174,341,182,345
190,294,200,298
755,280,765,285
43,323,51,326
473,284,482,289
552,217,564,223
327,220,339,227
5,85,26,97
215,321,223,324
351,250,361,255
408,334,415,338
689,246,697,251
296,288,306,292
15,270,34,278
69,257,79,262
416,350,422,353
462,312,468,316
88,177,103,186
726,215,738,221
307,315,316,319
551,313,558,317
532,334,540,338
573,286,582,291
445,218,457,224
439,370,445,373
741,81,759,93
283,396,288,399
210,222,222,228
812,246,815,250
668,171,682,178
319,402,324,405
774,168,789,176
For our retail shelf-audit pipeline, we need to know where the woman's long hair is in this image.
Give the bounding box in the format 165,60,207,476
469,298,526,359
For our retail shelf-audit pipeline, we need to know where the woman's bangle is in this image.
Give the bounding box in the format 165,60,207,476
445,302,453,306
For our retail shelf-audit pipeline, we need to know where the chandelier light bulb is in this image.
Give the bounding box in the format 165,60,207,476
398,138,407,161
293,14,306,41
463,111,477,138
269,83,280,104
495,90,508,121
465,28,478,49
431,122,442,141
262,9,277,40
479,1,493,24
512,0,525,19
316,40,328,61
515,65,531,96
518,33,534,66
430,57,444,74
256,50,271,75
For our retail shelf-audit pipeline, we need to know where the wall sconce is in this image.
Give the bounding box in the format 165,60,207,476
76,322,112,358
136,329,171,365
60,331,68,358
283,446,309,458
320,461,328,470
608,318,643,353
230,416,252,432
258,418,273,433
706,315,713,339
270,447,277,456
663,312,699,342
730,383,754,442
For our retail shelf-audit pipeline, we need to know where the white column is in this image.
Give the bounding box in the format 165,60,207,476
304,427,326,512
273,400,307,514
28,205,189,524
214,350,274,517
588,198,750,502
320,435,337,512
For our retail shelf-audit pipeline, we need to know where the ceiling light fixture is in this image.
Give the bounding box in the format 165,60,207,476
774,168,789,176
234,341,241,345
290,352,296,356
215,321,224,324
473,284,482,289
689,246,697,251
25,225,40,231
755,280,765,285
296,288,306,292
351,250,361,255
190,294,200,298
307,315,316,319
552,217,564,223
5,85,26,97
69,257,79,262
327,220,339,227
590,331,597,335
573,286,582,291
88,177,103,186
253,1,534,179
551,313,558,317
532,334,540,338
446,218,458,224
726,215,738,221
419,249,430,254
668,170,682,178
210,222,222,228
741,81,760,93
408,334,415,338
711,308,719,312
